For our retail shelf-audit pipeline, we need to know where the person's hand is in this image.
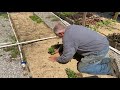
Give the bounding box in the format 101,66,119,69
49,56,58,62
54,49,59,54
49,53,60,62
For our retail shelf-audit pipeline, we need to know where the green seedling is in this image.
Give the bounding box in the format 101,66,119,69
48,47,55,55
29,14,43,23
65,68,78,78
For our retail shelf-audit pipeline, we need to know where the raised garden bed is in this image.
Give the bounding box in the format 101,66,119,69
54,12,101,25
9,12,55,42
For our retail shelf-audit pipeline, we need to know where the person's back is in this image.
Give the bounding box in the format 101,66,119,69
64,25,109,56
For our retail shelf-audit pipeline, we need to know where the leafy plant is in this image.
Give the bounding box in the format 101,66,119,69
48,47,55,55
65,68,78,78
29,14,43,23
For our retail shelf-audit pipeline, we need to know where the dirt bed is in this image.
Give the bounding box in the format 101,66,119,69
22,38,79,78
9,12,55,42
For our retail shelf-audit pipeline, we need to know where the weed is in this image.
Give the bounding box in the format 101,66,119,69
0,13,8,19
65,68,78,78
0,55,2,57
3,46,20,58
29,14,43,23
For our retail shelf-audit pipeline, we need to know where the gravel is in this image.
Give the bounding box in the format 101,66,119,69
0,16,14,44
0,48,29,78
0,13,29,78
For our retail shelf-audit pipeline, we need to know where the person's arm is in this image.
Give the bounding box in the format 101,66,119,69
56,41,77,64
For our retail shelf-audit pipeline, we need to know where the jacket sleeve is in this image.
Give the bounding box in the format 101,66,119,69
57,40,76,64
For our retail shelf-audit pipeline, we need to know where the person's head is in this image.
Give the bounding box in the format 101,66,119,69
53,23,66,38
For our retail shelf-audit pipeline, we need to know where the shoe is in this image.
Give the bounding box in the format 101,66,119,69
110,58,120,78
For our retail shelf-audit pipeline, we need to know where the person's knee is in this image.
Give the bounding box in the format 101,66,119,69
77,62,86,72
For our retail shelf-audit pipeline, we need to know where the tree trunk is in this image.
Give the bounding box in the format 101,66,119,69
113,12,119,20
82,12,87,26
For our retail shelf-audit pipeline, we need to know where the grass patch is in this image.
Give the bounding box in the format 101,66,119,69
0,13,8,19
65,68,78,78
29,14,43,23
0,55,3,57
3,46,20,58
